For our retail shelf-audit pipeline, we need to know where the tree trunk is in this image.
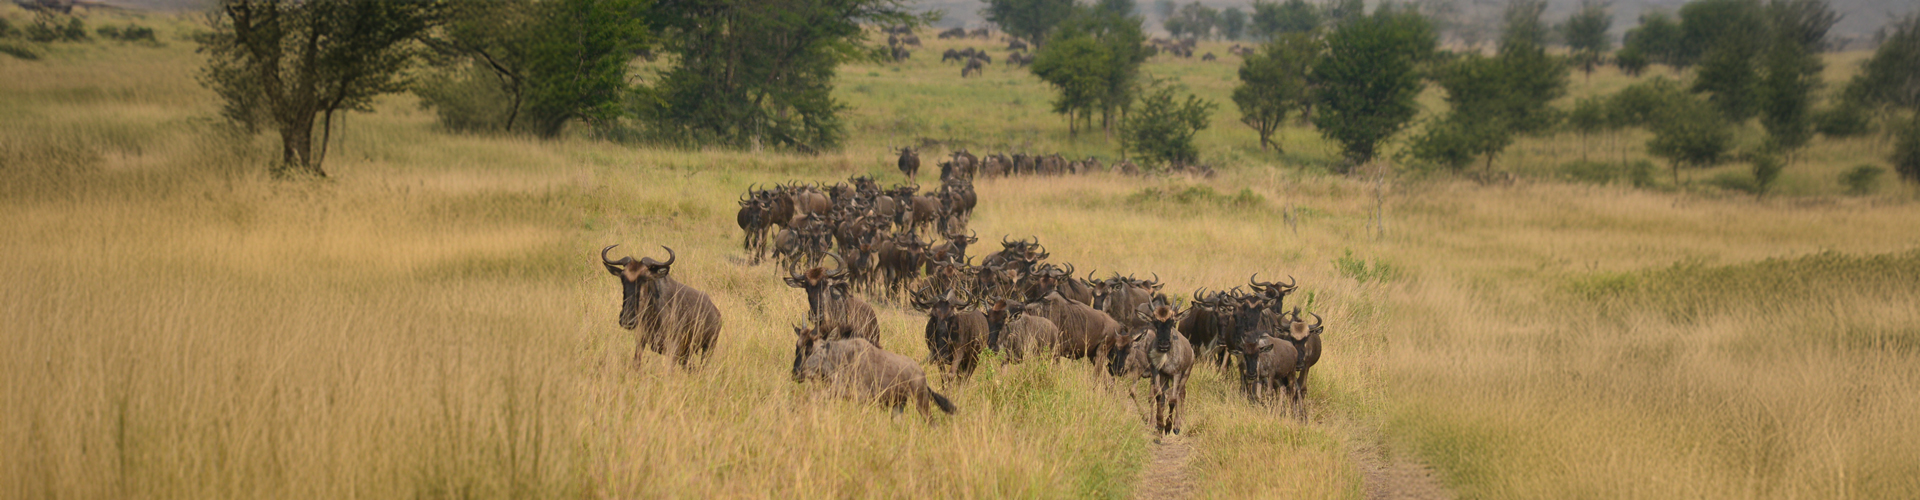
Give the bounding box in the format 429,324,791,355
279,113,321,177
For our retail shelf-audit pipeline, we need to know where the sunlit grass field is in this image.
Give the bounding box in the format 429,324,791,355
4,8,1918,499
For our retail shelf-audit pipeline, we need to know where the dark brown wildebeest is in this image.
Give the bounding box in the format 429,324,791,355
905,192,942,236
1027,290,1122,365
601,245,722,368
1089,273,1157,330
874,232,926,298
1007,39,1028,51
1013,153,1035,175
1240,328,1300,414
926,229,978,274
962,57,985,78
1178,288,1231,365
980,154,1008,177
792,325,957,417
897,147,920,180
1280,308,1324,409
784,254,882,348
970,27,990,38
913,287,989,381
1109,304,1195,435
1201,52,1216,61
737,189,772,262
1249,273,1298,314
985,299,1060,363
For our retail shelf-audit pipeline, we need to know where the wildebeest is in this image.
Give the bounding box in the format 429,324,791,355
1027,290,1123,364
897,147,920,180
1240,329,1301,413
1089,273,1159,330
1282,308,1324,406
784,254,883,348
1201,52,1216,61
962,57,985,78
985,299,1060,363
937,27,966,39
914,287,989,381
1109,303,1195,435
601,245,722,368
792,325,957,417
1007,39,1028,51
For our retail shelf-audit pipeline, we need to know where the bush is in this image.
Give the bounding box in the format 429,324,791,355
98,24,158,43
1841,164,1884,195
1813,100,1874,138
414,64,516,133
1894,118,1920,183
1121,80,1217,170
1750,153,1783,196
0,41,36,60
1333,248,1400,284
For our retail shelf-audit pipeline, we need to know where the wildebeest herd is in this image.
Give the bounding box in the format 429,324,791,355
603,153,1326,434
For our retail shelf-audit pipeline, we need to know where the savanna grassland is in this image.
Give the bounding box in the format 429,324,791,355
4,7,1919,499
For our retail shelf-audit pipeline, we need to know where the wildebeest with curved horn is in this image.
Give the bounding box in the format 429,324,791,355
792,325,957,417
601,245,722,368
985,298,1060,363
784,253,882,348
1109,303,1194,435
1026,290,1123,365
913,286,989,381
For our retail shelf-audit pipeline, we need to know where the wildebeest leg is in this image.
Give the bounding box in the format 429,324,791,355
1171,373,1187,435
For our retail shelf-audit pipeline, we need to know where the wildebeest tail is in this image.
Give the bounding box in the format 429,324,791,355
928,388,957,414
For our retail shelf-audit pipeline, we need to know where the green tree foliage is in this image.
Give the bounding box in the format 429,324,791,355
1311,5,1436,169
1164,2,1220,40
1812,99,1873,137
1621,10,1684,68
1563,0,1612,77
644,0,916,152
1031,6,1150,136
1682,0,1767,122
420,0,652,137
25,11,87,42
199,0,448,177
1841,14,1920,114
1411,0,1566,171
1841,164,1884,194
1251,0,1321,39
1324,0,1367,26
1232,33,1318,152
984,0,1076,47
1640,81,1735,183
1122,79,1217,168
1896,117,1920,182
1221,7,1248,40
1756,0,1836,154
1614,46,1649,75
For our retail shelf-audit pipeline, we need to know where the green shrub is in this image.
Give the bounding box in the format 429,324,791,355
1122,79,1217,170
1813,100,1874,138
1895,118,1920,183
1553,159,1659,188
1333,248,1400,284
1841,164,1884,195
0,41,36,60
414,64,516,133
1125,184,1264,210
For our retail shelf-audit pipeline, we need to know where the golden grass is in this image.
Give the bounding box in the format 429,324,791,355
5,10,1920,499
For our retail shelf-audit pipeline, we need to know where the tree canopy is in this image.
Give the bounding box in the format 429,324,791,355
1310,4,1436,168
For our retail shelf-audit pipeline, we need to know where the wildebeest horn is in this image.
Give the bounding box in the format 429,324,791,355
658,246,675,267
1283,275,1297,289
601,244,634,265
1149,272,1160,285
824,252,847,277
1250,273,1268,290
1310,312,1322,328
1061,262,1074,277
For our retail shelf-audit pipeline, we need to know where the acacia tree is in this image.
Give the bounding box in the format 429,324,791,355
984,0,1075,47
1311,4,1435,169
1563,0,1611,78
1251,0,1321,39
199,0,447,177
1031,5,1148,137
644,0,918,151
1123,79,1217,167
418,0,651,137
1757,0,1837,155
1232,33,1317,152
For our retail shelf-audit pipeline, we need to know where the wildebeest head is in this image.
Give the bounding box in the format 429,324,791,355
1136,303,1183,354
913,286,964,362
983,298,1024,352
602,244,675,330
1249,273,1298,312
791,323,849,382
784,253,849,324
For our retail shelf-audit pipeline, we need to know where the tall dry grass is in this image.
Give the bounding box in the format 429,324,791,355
6,10,1920,499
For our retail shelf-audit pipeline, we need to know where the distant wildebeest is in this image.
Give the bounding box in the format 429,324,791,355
897,147,920,180
1109,303,1194,434
601,245,722,368
792,325,957,417
985,299,1060,363
962,57,985,78
784,254,882,348
914,287,989,381
937,27,966,39
1202,52,1216,61
1007,39,1028,51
